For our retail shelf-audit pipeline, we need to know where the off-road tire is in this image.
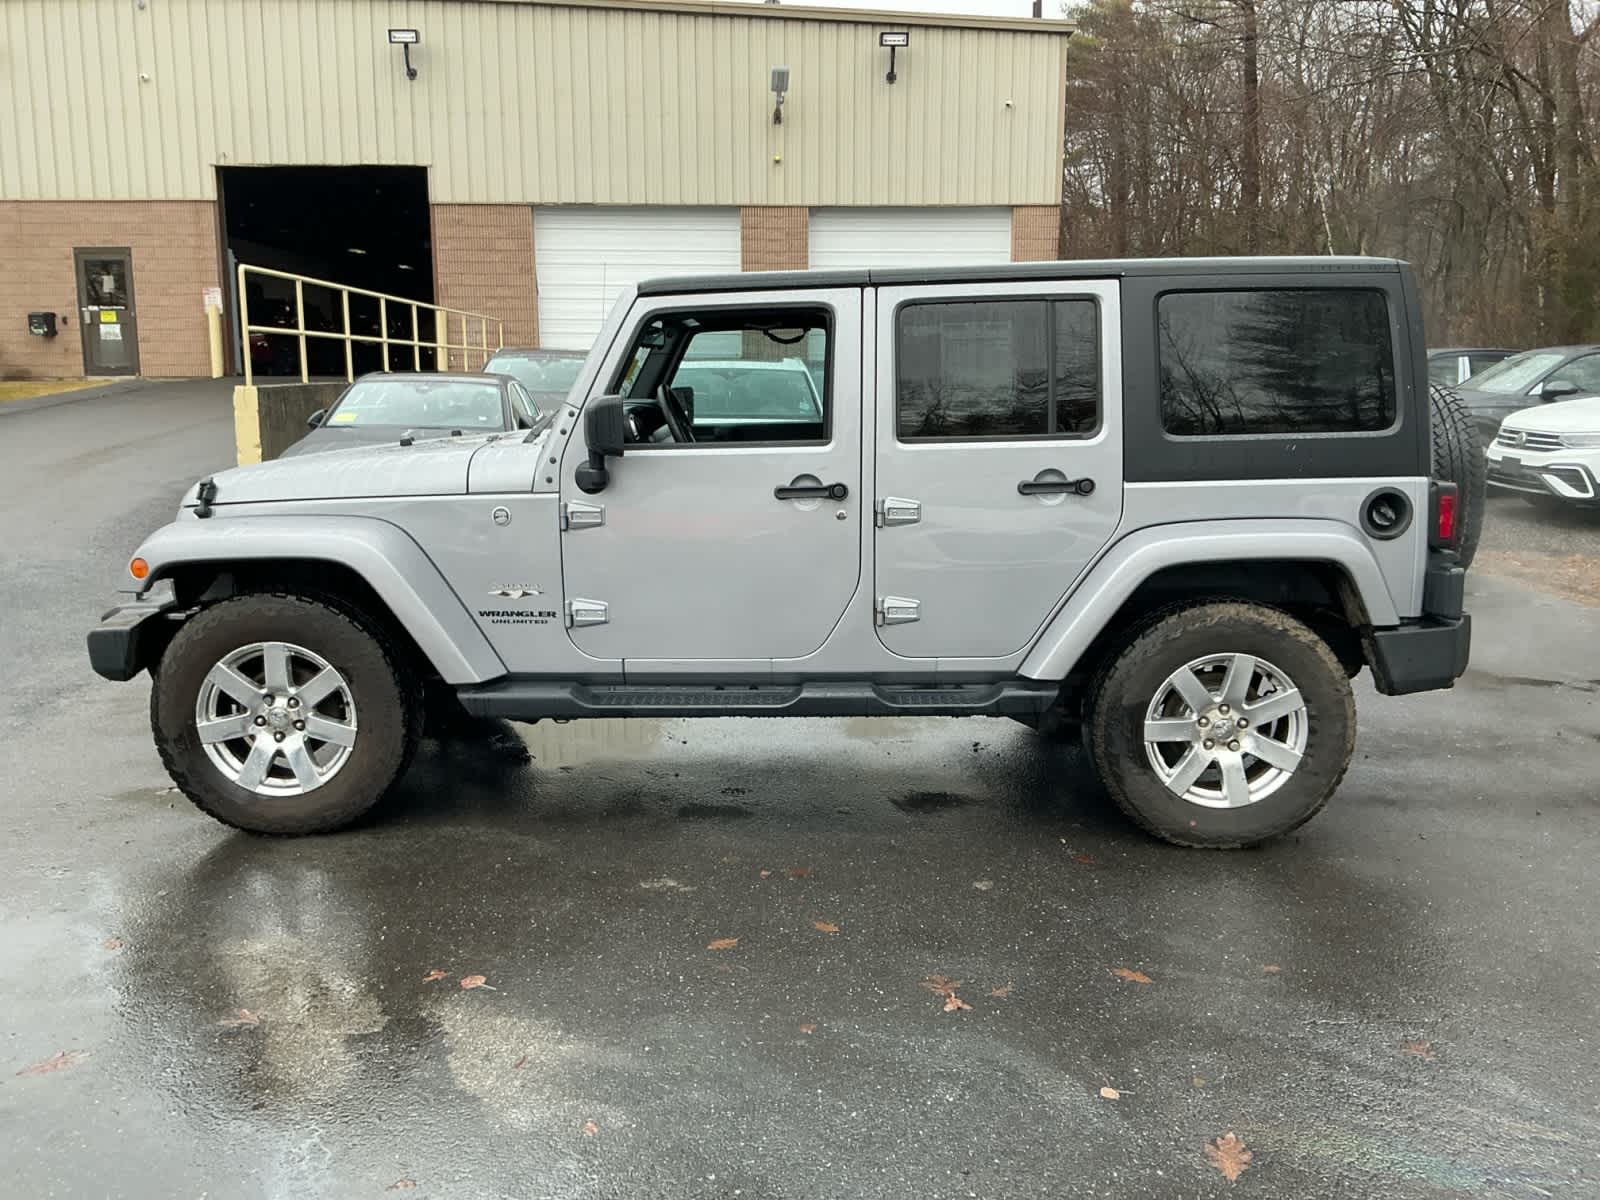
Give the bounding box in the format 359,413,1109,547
151,593,419,835
1086,601,1356,848
1430,383,1487,568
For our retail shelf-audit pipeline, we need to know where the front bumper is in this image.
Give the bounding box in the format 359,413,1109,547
1485,446,1598,502
87,597,178,681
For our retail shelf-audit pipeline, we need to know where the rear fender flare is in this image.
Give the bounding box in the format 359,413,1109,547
133,516,506,685
1019,519,1400,680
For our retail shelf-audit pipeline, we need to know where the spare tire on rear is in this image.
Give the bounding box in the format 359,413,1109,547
1429,383,1487,568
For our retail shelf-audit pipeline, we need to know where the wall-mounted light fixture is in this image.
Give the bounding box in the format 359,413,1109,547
388,28,420,81
771,66,790,125
879,31,909,84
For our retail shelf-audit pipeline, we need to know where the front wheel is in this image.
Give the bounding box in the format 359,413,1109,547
150,593,419,834
1086,602,1356,848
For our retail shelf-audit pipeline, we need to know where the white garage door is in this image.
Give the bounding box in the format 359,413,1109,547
808,208,1013,270
533,207,741,351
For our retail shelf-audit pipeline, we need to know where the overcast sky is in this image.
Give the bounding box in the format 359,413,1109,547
737,0,1042,16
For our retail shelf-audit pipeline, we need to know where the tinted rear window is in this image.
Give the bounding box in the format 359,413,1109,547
1158,289,1395,436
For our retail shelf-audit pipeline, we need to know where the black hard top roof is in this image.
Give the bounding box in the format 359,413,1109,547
637,256,1408,296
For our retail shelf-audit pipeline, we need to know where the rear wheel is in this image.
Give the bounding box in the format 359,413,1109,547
1087,602,1355,848
151,593,419,834
1430,383,1487,567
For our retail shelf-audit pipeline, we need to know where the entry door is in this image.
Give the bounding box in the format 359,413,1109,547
75,248,139,376
559,289,862,666
873,280,1124,661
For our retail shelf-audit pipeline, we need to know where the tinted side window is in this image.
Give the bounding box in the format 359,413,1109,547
1158,289,1395,436
897,299,1099,440
1427,356,1459,386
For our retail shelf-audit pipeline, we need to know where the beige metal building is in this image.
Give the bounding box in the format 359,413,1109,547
0,0,1071,379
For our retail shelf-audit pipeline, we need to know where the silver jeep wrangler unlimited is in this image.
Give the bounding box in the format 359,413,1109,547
89,257,1470,847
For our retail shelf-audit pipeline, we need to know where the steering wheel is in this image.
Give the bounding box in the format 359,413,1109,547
655,384,695,444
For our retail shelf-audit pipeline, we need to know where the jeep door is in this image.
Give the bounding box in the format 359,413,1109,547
558,289,862,667
872,280,1124,660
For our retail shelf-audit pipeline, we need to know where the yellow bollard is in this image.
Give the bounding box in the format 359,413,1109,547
206,303,224,379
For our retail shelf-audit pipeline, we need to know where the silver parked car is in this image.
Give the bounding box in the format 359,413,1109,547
89,257,1469,849
482,348,585,413
283,372,544,457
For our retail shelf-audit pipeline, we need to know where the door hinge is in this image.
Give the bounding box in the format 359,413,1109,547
561,501,605,531
565,598,609,628
875,497,922,528
875,596,921,626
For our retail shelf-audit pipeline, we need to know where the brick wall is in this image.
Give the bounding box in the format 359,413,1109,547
1011,206,1061,262
0,201,219,378
741,207,808,272
432,204,538,361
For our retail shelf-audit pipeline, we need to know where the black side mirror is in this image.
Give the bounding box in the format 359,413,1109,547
1541,380,1580,402
307,409,327,428
576,394,627,494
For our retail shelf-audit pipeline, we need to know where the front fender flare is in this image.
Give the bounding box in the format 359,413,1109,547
1019,519,1400,681
134,516,506,685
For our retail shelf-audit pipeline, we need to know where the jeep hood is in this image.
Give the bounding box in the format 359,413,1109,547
181,433,506,508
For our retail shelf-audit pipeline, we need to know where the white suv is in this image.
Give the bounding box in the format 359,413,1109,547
1486,394,1600,508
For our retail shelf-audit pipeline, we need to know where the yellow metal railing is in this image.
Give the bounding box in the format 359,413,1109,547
238,263,504,386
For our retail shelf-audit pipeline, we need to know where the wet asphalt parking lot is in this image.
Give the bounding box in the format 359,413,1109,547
2,384,1598,1199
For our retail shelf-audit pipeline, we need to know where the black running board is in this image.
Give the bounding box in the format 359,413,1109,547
455,679,1060,721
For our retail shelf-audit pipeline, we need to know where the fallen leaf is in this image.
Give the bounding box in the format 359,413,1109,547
921,974,960,996
1400,1039,1437,1061
972,879,994,891
101,937,124,952
813,920,840,934
1111,967,1153,985
799,1023,817,1034
943,993,972,1013
1099,1086,1121,1100
786,866,813,878
582,1119,599,1137
706,937,738,950
1261,963,1282,974
989,983,1014,999
758,869,772,879
639,877,696,893
513,1056,527,1069
460,974,495,990
387,1180,417,1192
1071,853,1097,865
16,1049,89,1077
1204,1132,1253,1182
218,1008,260,1027
1193,1075,1207,1088
422,969,447,982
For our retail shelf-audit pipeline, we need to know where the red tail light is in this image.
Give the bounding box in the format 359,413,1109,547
1431,483,1459,548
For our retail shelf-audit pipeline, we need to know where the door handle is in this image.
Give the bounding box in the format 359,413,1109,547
1018,477,1095,496
775,481,849,501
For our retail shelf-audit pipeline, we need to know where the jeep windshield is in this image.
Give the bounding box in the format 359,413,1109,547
324,379,505,429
